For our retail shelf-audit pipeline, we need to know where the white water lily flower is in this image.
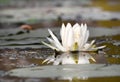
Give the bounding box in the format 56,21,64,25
42,23,105,52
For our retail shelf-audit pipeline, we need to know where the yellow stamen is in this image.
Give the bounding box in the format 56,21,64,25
73,42,78,51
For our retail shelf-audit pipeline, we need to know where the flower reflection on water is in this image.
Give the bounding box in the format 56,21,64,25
43,51,96,65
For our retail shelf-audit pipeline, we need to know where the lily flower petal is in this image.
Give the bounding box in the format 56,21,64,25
66,27,74,51
47,37,65,51
48,29,65,51
84,40,95,50
60,23,66,46
48,29,61,45
42,41,59,51
90,45,106,51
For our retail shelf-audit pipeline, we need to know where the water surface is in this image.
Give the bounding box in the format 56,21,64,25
0,26,120,82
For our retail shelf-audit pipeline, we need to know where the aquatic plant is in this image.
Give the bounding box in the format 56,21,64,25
42,23,106,52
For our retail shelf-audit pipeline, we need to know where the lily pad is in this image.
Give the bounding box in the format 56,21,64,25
7,64,120,80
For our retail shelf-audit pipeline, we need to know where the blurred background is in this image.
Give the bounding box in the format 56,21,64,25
0,0,120,29
0,0,120,49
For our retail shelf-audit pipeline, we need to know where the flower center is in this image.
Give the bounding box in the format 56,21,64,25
73,42,78,51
